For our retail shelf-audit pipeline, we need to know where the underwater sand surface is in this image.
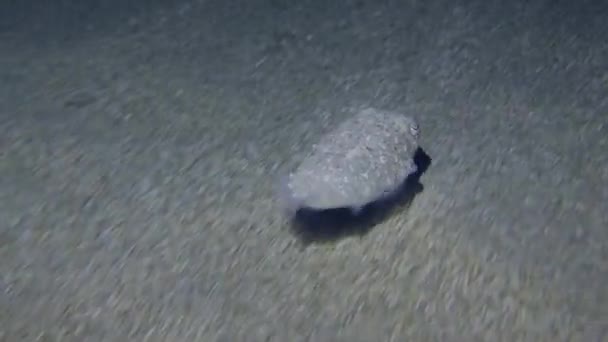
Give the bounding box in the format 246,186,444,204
0,0,607,341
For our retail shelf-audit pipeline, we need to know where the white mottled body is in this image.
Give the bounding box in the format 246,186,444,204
281,107,420,214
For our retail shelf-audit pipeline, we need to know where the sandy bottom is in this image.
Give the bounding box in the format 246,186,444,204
0,0,607,341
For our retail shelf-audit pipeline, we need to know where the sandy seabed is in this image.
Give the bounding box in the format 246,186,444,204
0,0,607,341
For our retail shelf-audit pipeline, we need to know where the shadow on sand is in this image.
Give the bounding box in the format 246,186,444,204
289,147,432,246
